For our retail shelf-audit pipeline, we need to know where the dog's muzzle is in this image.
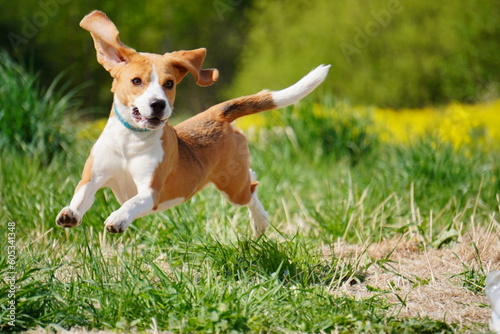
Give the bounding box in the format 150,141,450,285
131,99,170,129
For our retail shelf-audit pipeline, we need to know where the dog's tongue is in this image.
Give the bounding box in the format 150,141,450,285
131,108,149,123
132,108,143,120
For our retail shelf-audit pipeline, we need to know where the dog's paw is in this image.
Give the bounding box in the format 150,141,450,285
105,223,126,234
104,212,130,234
56,207,81,228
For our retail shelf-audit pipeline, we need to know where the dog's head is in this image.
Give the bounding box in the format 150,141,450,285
80,11,219,130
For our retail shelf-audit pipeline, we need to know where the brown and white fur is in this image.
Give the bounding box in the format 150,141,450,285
56,10,330,236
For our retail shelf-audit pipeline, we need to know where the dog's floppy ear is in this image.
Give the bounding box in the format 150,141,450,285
168,48,219,86
80,10,136,72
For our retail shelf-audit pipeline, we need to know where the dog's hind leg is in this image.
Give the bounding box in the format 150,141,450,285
213,167,269,237
247,169,269,237
209,130,269,236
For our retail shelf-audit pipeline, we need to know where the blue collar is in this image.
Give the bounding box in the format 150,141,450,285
113,105,150,132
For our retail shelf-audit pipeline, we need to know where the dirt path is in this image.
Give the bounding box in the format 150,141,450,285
330,227,500,331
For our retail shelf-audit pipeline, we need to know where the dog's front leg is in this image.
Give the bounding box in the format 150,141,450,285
56,156,106,228
104,186,156,233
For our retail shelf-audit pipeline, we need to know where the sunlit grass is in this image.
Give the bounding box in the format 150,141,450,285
1,57,497,332
0,52,83,163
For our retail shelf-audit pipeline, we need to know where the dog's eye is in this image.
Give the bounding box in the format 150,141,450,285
164,80,174,89
131,78,142,86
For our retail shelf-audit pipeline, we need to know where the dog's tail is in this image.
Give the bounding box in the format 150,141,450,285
217,65,331,122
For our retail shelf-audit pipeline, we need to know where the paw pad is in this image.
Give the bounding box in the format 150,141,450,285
56,208,81,228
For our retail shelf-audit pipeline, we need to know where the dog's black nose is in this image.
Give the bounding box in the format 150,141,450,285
150,99,166,114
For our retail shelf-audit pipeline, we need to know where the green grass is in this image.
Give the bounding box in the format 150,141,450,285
0,59,498,333
0,52,82,163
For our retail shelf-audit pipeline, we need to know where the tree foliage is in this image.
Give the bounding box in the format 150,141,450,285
1,0,498,111
0,0,253,115
229,0,499,108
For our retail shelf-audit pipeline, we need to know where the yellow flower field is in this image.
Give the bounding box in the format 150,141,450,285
373,99,500,149
236,99,500,150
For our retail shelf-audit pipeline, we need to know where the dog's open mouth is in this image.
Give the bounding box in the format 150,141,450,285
131,107,166,128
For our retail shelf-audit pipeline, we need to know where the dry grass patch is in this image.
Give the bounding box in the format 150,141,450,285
330,226,500,330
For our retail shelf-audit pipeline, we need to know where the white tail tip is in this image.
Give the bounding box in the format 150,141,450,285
271,64,331,108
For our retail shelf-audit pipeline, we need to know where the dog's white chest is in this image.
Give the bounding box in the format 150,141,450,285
92,117,165,203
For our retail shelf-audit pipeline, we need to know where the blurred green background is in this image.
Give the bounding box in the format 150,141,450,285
1,0,498,116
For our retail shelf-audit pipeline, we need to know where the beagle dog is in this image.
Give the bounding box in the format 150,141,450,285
56,10,330,236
